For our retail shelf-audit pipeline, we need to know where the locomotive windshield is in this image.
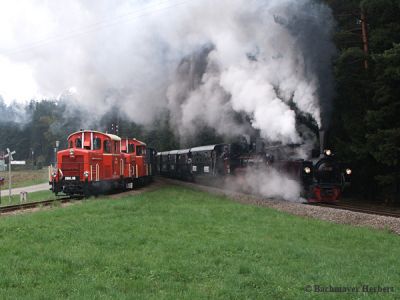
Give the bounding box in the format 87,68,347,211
103,140,111,153
93,138,101,150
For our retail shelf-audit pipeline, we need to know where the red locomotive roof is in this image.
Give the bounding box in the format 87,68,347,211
67,130,121,141
121,137,146,146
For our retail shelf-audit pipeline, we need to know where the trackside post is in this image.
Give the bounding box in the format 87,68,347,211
4,149,16,203
0,177,5,204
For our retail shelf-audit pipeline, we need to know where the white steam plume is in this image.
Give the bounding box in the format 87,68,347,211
0,0,335,142
225,168,302,202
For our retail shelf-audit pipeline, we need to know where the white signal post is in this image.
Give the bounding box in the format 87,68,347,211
4,148,16,202
55,141,60,168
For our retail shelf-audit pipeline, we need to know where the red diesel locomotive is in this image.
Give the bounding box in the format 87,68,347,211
49,130,154,196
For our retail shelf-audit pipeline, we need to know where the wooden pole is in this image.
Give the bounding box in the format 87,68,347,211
360,9,369,70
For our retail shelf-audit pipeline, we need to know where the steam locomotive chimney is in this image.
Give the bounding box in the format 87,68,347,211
319,130,325,155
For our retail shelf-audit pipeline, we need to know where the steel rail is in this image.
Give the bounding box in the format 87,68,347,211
309,203,400,218
0,197,72,214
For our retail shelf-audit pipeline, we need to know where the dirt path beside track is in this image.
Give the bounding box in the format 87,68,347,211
0,183,49,196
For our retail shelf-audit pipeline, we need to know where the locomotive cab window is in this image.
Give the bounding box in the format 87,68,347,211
128,144,135,153
137,146,143,156
75,138,82,148
69,141,73,148
104,140,111,153
113,141,119,153
93,138,102,150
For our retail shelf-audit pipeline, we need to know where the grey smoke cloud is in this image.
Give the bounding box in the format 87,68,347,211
0,0,335,143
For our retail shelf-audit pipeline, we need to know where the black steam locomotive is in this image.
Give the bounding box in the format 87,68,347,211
157,134,351,202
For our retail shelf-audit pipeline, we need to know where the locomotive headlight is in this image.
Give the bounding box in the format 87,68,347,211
324,149,332,156
304,167,311,174
69,149,75,156
346,168,352,175
84,171,89,177
52,171,57,178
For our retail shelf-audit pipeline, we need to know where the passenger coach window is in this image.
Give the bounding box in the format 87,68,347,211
75,138,82,148
93,138,101,150
104,140,111,153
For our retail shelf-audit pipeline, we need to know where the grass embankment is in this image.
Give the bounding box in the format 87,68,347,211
0,186,399,299
0,168,48,188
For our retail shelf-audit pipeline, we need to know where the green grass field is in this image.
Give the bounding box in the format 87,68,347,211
0,190,55,207
0,168,48,188
0,186,399,299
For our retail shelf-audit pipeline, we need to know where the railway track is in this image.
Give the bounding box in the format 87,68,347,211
310,203,400,218
0,197,72,214
0,181,160,215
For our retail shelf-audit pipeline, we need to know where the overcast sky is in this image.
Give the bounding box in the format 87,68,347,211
0,0,44,103
0,0,172,104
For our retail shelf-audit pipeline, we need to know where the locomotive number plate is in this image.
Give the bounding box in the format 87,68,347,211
65,176,76,180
